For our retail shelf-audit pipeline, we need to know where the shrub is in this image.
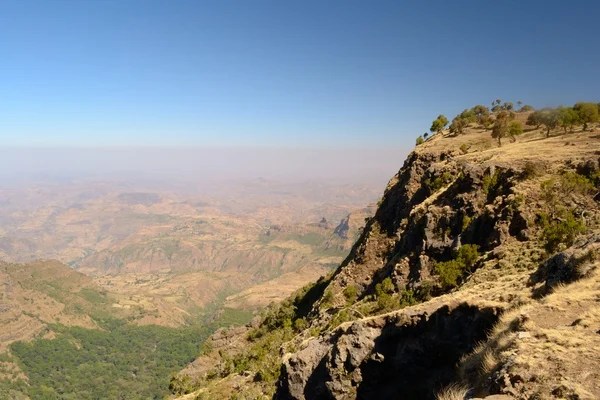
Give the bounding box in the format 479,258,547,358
434,259,464,288
434,244,480,288
169,374,192,396
482,170,501,200
399,290,416,307
416,135,425,146
459,143,468,154
425,172,453,193
342,285,358,305
414,281,433,302
538,209,586,253
328,309,352,329
457,244,480,269
449,117,469,135
376,292,395,311
520,104,535,112
574,102,600,130
430,115,449,135
293,318,307,331
521,161,544,179
461,215,472,232
321,289,334,308
377,277,394,293
374,277,396,311
559,172,595,195
435,383,470,400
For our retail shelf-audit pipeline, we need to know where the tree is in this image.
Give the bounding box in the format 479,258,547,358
517,101,522,109
471,105,490,126
481,115,493,130
459,109,476,123
491,110,515,146
526,110,544,129
508,121,523,142
557,106,579,133
520,104,535,112
430,114,449,135
539,107,560,137
449,117,468,135
573,102,599,131
423,132,429,139
416,135,424,145
503,102,514,111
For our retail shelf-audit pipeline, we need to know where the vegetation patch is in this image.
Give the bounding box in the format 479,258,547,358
9,321,213,400
434,244,480,288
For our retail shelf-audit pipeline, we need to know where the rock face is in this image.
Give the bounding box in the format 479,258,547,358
278,303,500,400
316,150,523,314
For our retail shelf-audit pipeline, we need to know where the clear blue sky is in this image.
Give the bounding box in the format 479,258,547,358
1,0,599,147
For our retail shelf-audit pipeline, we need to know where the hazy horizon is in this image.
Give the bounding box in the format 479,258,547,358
0,146,409,189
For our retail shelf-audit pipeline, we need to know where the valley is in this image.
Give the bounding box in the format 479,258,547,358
0,175,381,333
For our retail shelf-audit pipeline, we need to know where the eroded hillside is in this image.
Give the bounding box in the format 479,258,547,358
0,260,120,352
0,179,377,326
174,111,600,399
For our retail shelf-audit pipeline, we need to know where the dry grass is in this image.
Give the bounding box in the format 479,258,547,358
435,383,470,400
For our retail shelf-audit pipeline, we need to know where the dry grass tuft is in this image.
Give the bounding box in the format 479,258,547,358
435,383,470,400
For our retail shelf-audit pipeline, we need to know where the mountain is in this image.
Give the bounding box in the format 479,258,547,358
175,113,600,399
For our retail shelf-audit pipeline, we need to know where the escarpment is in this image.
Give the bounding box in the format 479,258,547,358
318,150,523,314
177,127,600,400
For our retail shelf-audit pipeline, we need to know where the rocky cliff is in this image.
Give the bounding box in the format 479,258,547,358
176,122,600,400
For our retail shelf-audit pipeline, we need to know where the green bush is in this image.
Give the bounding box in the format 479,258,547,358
374,278,396,311
457,244,480,269
416,135,424,146
399,290,416,307
169,374,193,395
538,209,586,253
482,170,501,200
559,172,595,195
434,259,464,288
461,215,472,232
293,318,307,331
459,143,468,154
376,293,394,311
342,285,358,305
424,172,453,193
434,244,480,288
321,289,335,308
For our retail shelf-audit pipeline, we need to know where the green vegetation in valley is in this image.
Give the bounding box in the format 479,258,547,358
8,321,213,400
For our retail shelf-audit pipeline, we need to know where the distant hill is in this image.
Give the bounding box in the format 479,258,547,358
0,259,119,352
0,179,378,325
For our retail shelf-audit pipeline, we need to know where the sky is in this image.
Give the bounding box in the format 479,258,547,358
1,0,599,148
